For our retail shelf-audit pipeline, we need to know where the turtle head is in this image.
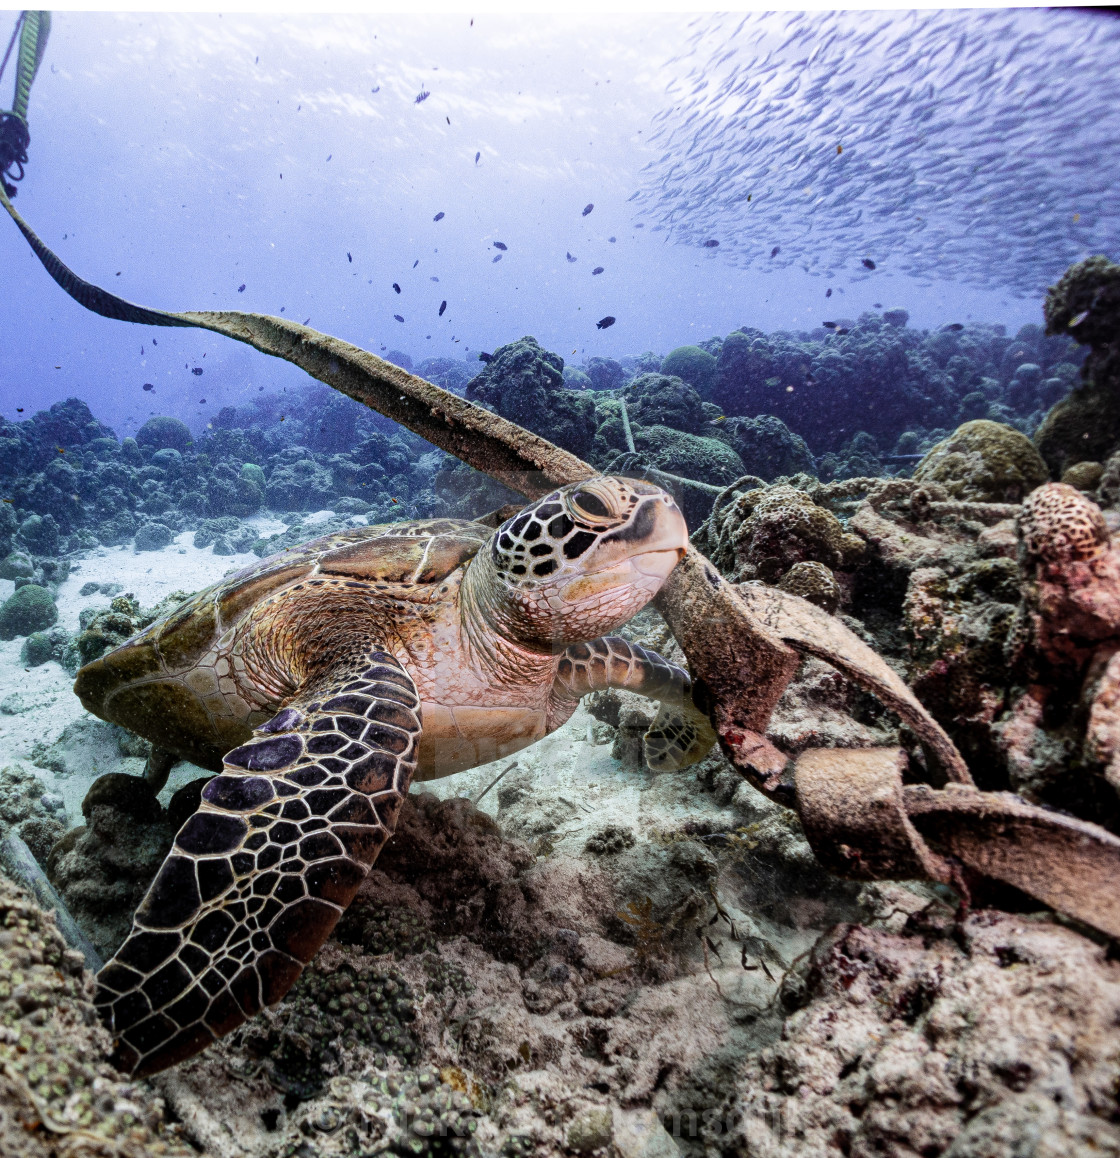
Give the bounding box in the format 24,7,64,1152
469,477,688,650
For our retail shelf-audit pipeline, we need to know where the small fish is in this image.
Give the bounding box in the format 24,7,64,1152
303,317,310,325
822,321,837,329
143,383,154,391
394,314,405,322
415,90,430,104
596,316,616,330
943,322,964,332
592,266,604,275
57,447,65,454
492,254,502,263
582,203,594,216
479,352,494,363
1070,309,1090,328
15,408,23,413
280,416,286,422
2,498,10,503
393,283,401,293
326,155,331,162
713,415,726,423
412,260,419,268
391,497,399,504
347,252,352,263
862,258,877,269
608,236,616,243
371,85,380,94
493,241,508,251
433,211,445,221
238,284,246,292
439,300,447,316
199,398,206,403
192,367,204,375
837,144,843,154
446,116,450,125
474,151,480,164
873,302,882,308
702,239,719,248
825,288,832,298
566,252,577,263
770,245,780,258
153,339,157,345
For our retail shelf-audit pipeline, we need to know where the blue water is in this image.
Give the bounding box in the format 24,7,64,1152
0,9,1116,436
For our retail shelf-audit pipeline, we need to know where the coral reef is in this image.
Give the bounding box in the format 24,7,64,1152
720,414,816,480
913,419,1049,502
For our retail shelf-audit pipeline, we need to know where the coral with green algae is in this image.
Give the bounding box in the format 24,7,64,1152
76,589,194,665
1035,255,1120,474
0,873,192,1158
628,424,745,486
659,345,718,395
912,419,1049,502
701,483,859,585
622,372,708,433
0,584,57,641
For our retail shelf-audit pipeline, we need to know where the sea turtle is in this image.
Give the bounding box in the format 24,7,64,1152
75,476,716,1076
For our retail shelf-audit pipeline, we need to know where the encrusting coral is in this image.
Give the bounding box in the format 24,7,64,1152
913,418,1049,502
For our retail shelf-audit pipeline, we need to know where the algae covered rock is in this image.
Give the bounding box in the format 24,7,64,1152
466,336,597,458
0,764,67,864
0,583,57,641
624,372,707,434
1034,255,1120,473
722,414,816,480
630,424,745,486
913,419,1049,502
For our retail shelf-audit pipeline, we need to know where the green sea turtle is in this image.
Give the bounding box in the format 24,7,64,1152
75,476,715,1076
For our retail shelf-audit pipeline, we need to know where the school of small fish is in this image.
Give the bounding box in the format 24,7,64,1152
631,9,1120,296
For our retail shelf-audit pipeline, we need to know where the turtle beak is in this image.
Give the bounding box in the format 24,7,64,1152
630,494,688,580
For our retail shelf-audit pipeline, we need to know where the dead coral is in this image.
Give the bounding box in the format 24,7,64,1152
706,909,1120,1158
0,872,191,1158
46,773,172,961
0,765,66,865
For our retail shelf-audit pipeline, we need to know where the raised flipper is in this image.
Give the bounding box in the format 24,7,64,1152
554,636,716,771
94,648,420,1077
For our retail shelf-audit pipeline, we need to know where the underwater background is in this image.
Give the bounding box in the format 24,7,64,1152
3,9,1120,1158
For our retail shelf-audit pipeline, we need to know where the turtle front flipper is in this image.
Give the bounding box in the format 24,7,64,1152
94,647,421,1078
553,636,716,771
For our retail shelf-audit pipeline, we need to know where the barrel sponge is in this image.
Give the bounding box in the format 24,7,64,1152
1018,482,1109,565
0,584,57,641
913,420,1049,503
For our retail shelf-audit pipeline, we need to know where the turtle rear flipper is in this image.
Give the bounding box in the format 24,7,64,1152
94,648,421,1078
643,701,717,771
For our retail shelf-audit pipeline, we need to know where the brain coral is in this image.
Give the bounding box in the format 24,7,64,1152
0,583,57,641
135,415,193,453
913,419,1050,502
1018,482,1109,565
660,345,717,395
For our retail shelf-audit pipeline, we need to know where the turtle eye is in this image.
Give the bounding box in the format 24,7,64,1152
568,488,612,522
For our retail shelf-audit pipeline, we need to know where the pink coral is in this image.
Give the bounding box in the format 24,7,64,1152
1019,482,1109,565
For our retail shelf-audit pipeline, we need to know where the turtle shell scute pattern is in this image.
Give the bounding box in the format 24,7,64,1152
94,649,421,1077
